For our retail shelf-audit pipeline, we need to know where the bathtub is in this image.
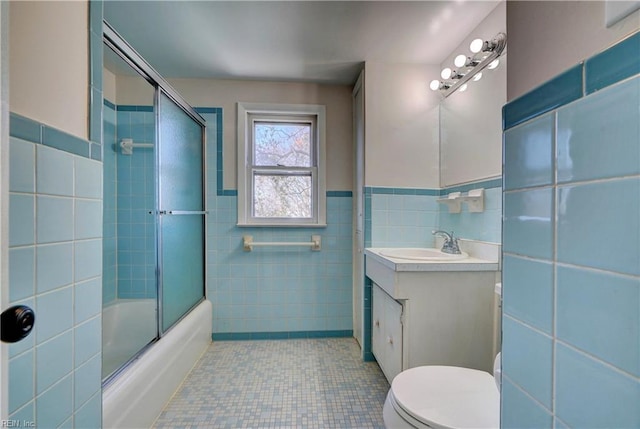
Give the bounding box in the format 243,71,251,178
103,299,212,429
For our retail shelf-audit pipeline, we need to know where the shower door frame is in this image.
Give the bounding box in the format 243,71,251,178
102,21,207,383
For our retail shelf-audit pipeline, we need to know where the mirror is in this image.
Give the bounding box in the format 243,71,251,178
439,54,506,187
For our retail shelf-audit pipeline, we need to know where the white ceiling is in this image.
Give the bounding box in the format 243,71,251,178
104,0,500,85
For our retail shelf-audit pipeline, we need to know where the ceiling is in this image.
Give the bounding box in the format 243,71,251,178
104,1,500,85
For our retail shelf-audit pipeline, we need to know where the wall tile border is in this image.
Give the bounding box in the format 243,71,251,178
10,113,95,161
504,30,639,131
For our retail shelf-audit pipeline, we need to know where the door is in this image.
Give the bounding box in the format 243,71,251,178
157,90,206,333
352,71,365,349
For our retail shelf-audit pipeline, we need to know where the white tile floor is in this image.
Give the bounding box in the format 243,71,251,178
153,338,389,429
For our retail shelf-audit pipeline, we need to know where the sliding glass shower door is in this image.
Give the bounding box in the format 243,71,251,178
157,90,206,332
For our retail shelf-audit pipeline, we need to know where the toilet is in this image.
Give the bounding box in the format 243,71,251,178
382,355,501,428
383,283,503,428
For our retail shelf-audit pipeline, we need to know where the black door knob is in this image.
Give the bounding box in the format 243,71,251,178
1,305,35,343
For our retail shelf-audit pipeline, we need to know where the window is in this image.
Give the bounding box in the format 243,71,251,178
237,103,326,226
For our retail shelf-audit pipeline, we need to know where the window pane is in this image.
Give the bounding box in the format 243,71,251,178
254,122,311,167
254,174,312,218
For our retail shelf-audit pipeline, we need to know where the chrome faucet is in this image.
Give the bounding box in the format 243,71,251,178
432,230,461,254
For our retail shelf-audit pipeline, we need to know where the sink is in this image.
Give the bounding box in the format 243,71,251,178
379,248,469,261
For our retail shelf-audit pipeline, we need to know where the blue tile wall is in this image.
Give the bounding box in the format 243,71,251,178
201,110,353,337
501,32,640,428
103,101,157,300
8,123,103,426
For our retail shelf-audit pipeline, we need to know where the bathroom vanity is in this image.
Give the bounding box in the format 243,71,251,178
365,244,499,383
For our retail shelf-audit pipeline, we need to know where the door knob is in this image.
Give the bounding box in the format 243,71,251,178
1,305,35,343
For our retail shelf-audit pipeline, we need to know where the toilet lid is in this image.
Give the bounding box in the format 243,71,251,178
390,366,500,429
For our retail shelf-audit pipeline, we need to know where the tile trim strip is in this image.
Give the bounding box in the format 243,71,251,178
10,112,94,160
363,178,502,197
212,330,353,341
504,31,640,131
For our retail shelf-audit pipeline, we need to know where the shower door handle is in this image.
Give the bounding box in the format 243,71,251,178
165,210,208,215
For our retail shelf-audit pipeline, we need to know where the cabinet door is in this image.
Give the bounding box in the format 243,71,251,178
384,295,403,382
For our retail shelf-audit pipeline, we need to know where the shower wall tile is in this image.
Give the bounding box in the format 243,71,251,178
75,239,103,281
8,122,103,427
501,34,640,427
74,355,101,409
74,316,101,366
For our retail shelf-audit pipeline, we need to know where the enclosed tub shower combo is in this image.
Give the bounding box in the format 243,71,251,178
101,23,211,428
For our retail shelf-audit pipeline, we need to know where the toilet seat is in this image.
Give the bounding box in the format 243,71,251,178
388,366,500,429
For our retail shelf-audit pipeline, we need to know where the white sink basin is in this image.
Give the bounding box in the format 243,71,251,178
379,248,469,261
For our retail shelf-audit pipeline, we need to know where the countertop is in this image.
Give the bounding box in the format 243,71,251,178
365,247,500,272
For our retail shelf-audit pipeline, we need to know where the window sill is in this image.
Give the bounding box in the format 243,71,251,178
236,223,328,228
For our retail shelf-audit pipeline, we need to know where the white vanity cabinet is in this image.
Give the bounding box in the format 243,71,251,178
372,283,403,382
366,247,500,383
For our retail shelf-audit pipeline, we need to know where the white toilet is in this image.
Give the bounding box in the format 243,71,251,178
382,354,501,428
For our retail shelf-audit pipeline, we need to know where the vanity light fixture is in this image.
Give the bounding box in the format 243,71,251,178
430,32,506,97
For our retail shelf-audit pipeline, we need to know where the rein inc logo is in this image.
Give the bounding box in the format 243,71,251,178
0,421,35,428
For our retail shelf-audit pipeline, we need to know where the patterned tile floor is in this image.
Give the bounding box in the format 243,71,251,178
153,338,390,429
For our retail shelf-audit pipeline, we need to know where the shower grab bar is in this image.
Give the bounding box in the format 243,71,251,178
120,138,154,155
243,235,321,252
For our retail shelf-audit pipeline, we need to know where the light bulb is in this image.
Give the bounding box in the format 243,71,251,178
429,80,441,91
473,72,483,82
469,38,484,54
488,59,500,70
454,54,467,68
459,83,468,92
441,68,452,80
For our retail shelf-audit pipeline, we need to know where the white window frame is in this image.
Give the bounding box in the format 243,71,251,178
237,102,326,227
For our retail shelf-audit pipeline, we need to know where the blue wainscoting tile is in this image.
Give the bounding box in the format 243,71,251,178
36,243,73,294
42,126,90,158
503,64,583,130
74,239,103,281
9,194,35,247
501,378,553,429
74,278,102,324
35,374,73,429
74,392,102,428
556,343,640,428
503,255,553,334
35,287,73,343
74,200,103,240
36,196,73,244
586,31,640,94
557,76,639,183
9,247,35,302
503,188,554,260
36,145,74,196
75,157,102,199
74,354,101,408
9,138,35,193
504,113,554,190
502,317,553,409
9,350,34,414
36,331,73,394
557,266,639,376
557,179,639,276
73,317,102,367
9,400,34,426
10,113,42,143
